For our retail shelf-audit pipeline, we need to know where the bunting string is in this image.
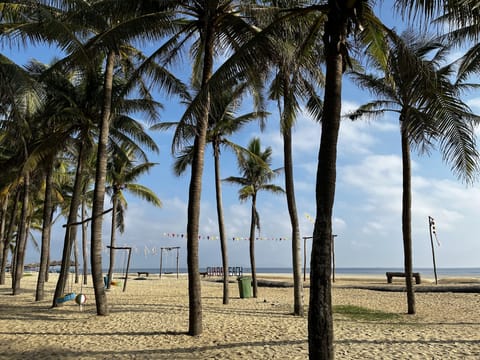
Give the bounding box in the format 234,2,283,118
160,232,289,241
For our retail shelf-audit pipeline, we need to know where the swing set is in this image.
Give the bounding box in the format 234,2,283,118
106,245,132,292
55,256,87,309
159,246,180,279
55,225,79,305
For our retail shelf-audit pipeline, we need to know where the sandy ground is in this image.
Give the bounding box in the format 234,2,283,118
1,273,480,359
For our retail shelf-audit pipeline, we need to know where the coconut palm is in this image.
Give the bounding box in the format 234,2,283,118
224,137,284,298
0,58,45,294
105,144,161,289
270,2,388,357
0,54,41,285
348,29,479,314
0,0,181,314
149,0,261,335
256,1,326,316
154,82,267,304
49,63,162,307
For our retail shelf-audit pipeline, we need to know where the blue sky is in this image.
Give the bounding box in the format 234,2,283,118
5,4,480,272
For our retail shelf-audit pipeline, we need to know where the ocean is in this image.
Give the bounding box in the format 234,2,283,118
128,267,480,277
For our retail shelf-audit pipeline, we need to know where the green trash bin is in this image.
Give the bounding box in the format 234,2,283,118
237,276,252,298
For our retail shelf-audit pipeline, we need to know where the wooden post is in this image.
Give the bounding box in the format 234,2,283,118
428,216,438,285
159,248,163,279
176,247,179,279
123,247,131,292
332,235,337,283
303,236,312,282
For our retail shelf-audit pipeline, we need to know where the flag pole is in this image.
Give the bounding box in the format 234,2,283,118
428,216,438,285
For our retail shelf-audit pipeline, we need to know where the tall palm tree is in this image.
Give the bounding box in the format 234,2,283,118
0,58,44,295
0,54,41,285
154,82,266,305
273,2,388,357
0,0,181,314
105,144,161,289
348,30,479,314
224,137,284,298
149,0,261,335
258,1,325,316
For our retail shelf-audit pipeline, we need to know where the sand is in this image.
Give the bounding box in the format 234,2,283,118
1,273,480,359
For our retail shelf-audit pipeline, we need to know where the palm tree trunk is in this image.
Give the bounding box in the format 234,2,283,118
309,7,345,358
72,223,79,284
401,122,415,314
186,20,216,337
36,161,54,301
283,126,303,316
13,172,30,295
213,142,229,304
91,50,116,316
0,189,20,285
45,207,55,283
82,200,88,285
107,194,118,290
0,193,9,279
52,142,85,307
249,194,258,298
187,132,205,334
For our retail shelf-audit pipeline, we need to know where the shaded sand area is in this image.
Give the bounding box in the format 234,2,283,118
1,273,480,359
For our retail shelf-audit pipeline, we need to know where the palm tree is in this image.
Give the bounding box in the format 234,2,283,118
258,2,325,316
154,82,266,305
50,64,162,307
224,137,284,298
0,58,44,295
348,30,479,314
0,0,181,314
105,144,161,289
274,2,388,357
148,0,261,335
0,54,41,285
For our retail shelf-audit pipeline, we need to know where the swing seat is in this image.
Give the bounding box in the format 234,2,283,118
56,292,76,304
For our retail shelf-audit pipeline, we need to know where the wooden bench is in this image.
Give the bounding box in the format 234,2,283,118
137,272,149,277
386,272,421,284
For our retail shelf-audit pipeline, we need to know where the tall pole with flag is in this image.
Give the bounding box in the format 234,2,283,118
428,216,439,285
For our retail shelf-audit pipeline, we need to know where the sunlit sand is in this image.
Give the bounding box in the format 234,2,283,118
0,272,479,359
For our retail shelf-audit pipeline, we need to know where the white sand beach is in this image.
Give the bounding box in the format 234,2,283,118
0,273,479,359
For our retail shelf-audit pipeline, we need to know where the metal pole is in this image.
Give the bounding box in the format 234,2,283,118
428,216,438,285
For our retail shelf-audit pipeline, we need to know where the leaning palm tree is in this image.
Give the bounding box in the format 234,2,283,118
224,137,284,298
0,0,181,314
0,61,44,295
348,30,479,314
105,144,162,289
0,54,42,286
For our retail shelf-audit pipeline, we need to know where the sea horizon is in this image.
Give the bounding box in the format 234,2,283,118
124,266,480,277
